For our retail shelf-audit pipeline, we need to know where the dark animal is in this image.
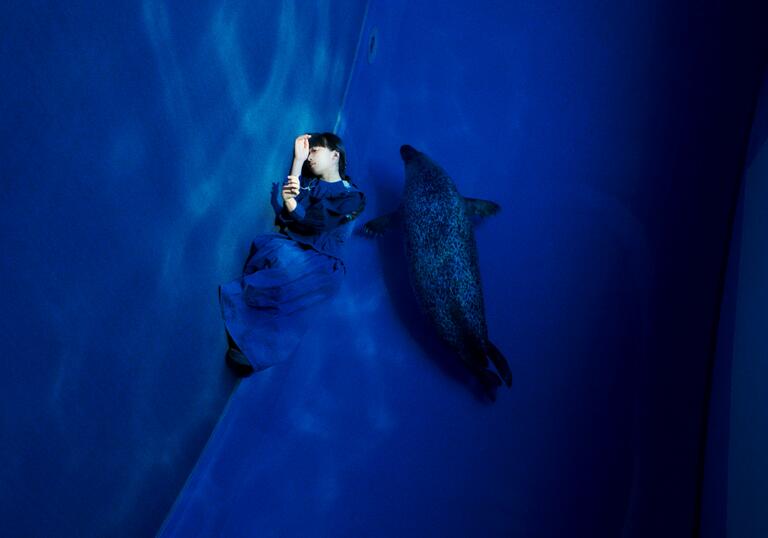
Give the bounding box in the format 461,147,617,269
363,144,511,400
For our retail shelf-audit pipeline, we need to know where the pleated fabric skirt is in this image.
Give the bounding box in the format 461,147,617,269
218,233,345,371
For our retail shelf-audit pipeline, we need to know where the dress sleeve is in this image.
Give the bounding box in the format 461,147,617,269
278,200,306,222
277,182,366,235
325,190,366,224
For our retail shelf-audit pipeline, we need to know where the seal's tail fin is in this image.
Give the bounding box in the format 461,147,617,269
465,361,503,402
477,369,502,402
487,341,512,387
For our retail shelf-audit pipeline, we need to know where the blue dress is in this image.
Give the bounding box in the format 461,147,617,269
218,176,365,371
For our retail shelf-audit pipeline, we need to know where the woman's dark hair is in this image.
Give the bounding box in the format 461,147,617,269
306,132,350,181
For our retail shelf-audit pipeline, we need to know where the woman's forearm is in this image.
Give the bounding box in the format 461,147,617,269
289,158,303,178
283,156,304,214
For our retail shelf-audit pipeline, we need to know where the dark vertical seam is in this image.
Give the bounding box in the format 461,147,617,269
333,0,372,134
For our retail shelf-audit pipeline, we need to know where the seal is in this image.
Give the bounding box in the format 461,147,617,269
363,144,512,400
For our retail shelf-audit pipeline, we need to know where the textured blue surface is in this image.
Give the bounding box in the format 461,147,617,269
0,1,366,536
2,1,767,537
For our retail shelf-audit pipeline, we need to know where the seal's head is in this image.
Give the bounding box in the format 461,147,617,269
399,144,452,189
400,144,419,163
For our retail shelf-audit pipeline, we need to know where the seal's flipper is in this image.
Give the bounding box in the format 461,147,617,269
362,211,401,237
464,197,501,218
458,336,503,401
467,362,502,401
487,341,512,387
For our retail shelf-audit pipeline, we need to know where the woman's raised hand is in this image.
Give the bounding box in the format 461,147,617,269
294,134,311,162
282,175,301,202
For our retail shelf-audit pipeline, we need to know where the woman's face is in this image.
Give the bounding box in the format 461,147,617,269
307,145,338,176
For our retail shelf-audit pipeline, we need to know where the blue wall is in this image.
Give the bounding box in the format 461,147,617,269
0,1,367,536
158,1,766,537
702,66,768,538
2,1,767,537
342,1,765,535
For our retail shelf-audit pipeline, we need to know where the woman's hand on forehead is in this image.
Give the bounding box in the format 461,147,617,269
294,134,311,161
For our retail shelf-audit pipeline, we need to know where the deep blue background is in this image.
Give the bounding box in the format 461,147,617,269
2,1,767,537
701,67,768,538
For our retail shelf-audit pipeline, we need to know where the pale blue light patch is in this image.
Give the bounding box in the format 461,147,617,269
307,2,331,79
291,387,335,438
142,0,195,132
329,280,388,369
186,178,221,217
212,5,252,111
45,291,100,431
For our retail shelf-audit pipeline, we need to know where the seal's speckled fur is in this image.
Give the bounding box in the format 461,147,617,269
364,145,511,400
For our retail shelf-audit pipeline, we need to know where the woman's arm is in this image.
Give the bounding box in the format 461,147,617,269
283,134,311,212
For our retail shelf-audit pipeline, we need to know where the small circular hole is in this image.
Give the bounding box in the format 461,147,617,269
367,28,379,64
